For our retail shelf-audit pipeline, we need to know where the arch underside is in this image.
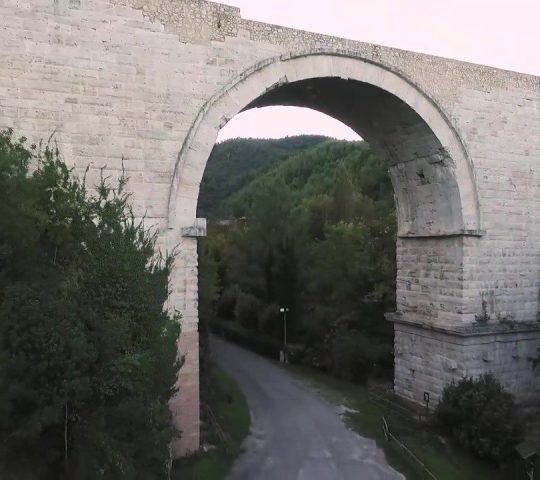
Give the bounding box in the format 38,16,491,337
169,52,481,239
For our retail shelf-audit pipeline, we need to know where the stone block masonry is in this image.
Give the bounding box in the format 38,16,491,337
0,0,539,456
393,319,540,411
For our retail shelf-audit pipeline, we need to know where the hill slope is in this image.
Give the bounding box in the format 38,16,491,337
223,139,394,219
198,135,329,218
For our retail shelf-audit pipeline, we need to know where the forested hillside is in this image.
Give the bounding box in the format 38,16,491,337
198,135,328,218
199,138,397,382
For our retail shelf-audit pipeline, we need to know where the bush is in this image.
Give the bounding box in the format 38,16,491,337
216,285,239,319
212,320,274,357
0,130,180,479
434,374,525,461
330,330,376,383
234,291,262,330
258,302,281,336
210,319,302,363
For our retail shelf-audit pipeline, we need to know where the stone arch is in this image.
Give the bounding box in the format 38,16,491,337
167,49,482,238
167,51,485,454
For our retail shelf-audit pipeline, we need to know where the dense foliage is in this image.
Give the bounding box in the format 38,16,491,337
434,374,524,461
199,138,396,381
0,130,181,479
198,135,328,218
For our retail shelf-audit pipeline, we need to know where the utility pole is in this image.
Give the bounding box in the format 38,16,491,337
279,307,289,363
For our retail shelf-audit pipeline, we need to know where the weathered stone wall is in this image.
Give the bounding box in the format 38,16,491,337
396,237,468,327
394,322,540,410
0,0,539,456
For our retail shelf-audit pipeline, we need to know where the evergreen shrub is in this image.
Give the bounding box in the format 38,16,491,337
216,285,239,319
0,129,181,479
434,374,525,461
234,291,262,330
330,330,375,383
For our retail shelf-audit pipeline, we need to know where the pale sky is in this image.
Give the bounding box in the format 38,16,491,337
216,0,540,142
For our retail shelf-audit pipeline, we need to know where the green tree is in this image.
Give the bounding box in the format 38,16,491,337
198,135,329,218
204,138,396,378
330,165,355,223
0,130,181,479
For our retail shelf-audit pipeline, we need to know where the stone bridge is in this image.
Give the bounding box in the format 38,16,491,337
1,0,540,456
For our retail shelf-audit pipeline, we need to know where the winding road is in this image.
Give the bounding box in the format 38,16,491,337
211,337,403,480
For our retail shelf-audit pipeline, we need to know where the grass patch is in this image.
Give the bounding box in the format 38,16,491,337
287,365,505,480
172,365,250,480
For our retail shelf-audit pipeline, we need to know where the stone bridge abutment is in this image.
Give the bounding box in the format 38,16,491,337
1,0,540,457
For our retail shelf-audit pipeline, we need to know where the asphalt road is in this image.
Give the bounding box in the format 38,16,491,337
211,337,403,480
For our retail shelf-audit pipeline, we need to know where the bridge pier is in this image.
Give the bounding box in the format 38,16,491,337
391,234,540,411
391,318,540,410
170,329,200,456
167,226,206,456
